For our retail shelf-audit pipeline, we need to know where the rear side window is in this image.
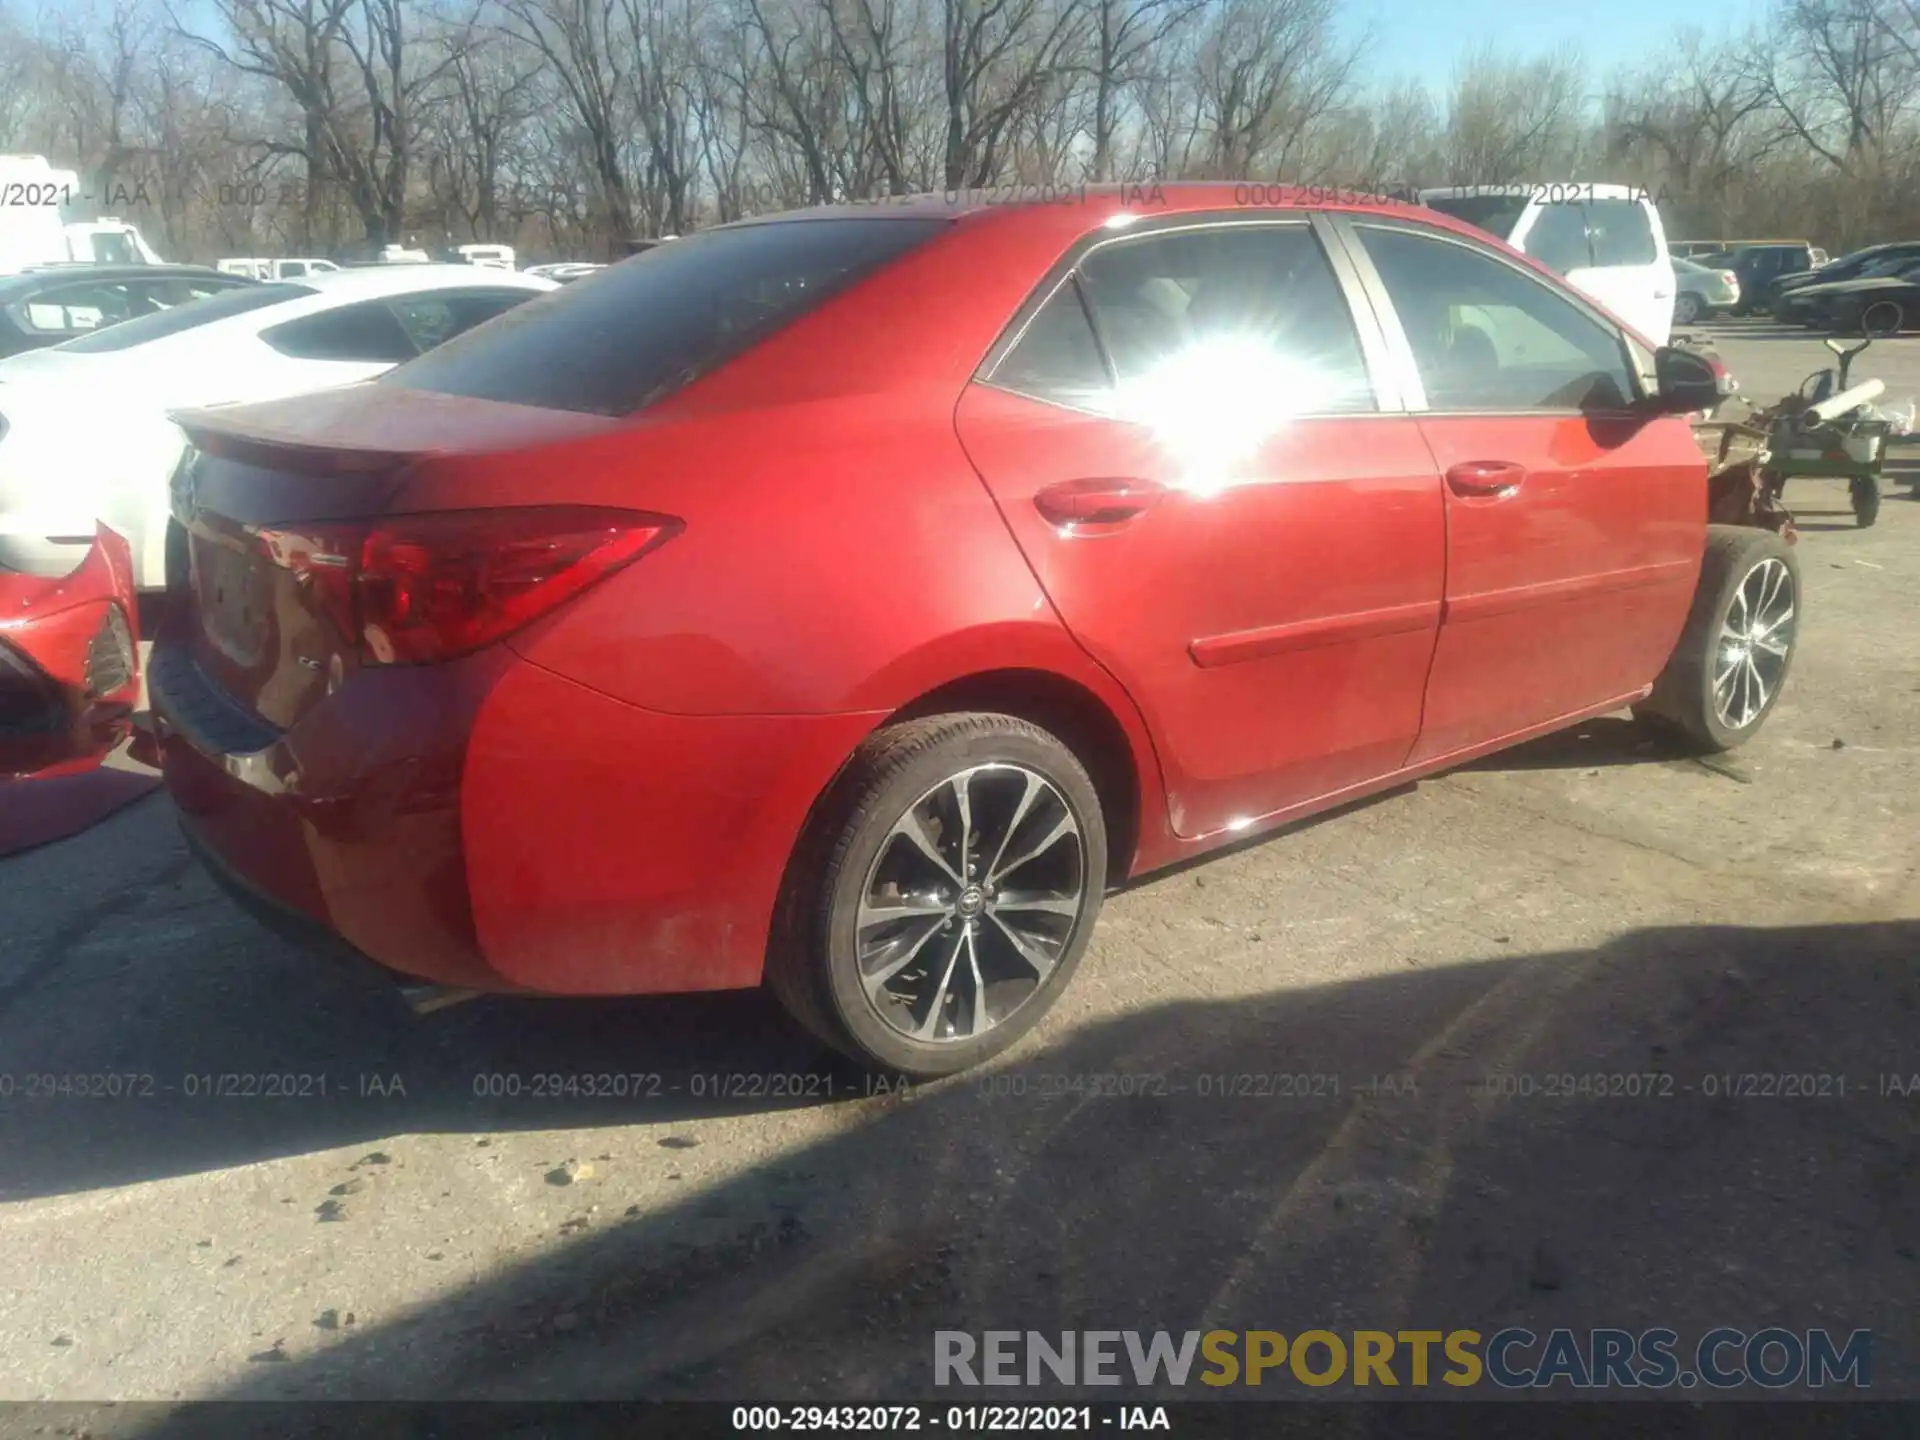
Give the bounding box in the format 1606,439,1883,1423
1519,205,1591,273
991,224,1376,415
14,281,141,334
388,289,533,352
262,300,417,363
56,282,314,352
1073,224,1377,413
1586,200,1657,266
384,218,949,416
990,282,1111,409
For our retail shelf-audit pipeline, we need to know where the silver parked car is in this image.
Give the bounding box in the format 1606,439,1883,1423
1673,256,1741,324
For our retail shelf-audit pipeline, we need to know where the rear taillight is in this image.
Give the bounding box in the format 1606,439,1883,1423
252,507,677,665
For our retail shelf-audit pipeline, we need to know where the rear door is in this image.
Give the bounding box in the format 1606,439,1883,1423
954,214,1445,839
1335,214,1702,762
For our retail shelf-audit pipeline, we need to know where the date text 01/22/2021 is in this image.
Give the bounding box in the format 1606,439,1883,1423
731,1407,1168,1431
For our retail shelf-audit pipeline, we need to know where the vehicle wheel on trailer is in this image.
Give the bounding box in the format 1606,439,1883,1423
767,713,1107,1078
1861,299,1907,337
1850,475,1881,527
1634,525,1800,753
1673,292,1702,326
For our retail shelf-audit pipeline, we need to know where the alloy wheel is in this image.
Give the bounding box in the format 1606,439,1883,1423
1713,557,1795,730
854,763,1087,1043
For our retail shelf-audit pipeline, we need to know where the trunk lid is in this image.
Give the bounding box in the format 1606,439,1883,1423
168,386,627,732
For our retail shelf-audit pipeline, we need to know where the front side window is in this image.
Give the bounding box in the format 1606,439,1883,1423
1359,225,1636,412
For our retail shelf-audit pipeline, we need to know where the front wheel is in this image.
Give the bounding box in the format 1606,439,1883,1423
767,713,1107,1078
1861,299,1907,337
1635,526,1800,752
1851,475,1881,527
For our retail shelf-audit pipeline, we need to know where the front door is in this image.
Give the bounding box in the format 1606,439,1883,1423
955,217,1445,840
1338,217,1704,764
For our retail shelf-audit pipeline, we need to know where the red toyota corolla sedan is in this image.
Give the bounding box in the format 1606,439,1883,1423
150,186,1795,1076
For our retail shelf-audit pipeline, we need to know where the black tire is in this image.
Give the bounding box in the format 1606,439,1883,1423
1673,292,1702,326
1861,299,1906,337
766,713,1107,1078
1634,525,1800,752
1851,475,1881,527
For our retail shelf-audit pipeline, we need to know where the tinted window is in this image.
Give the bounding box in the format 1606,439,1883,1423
389,289,533,352
14,281,141,334
1360,225,1635,412
1422,194,1530,240
1585,200,1657,266
280,261,309,278
87,232,138,265
261,299,418,363
385,218,948,416
991,281,1110,409
1520,204,1591,273
143,277,249,308
1071,224,1376,414
56,282,314,352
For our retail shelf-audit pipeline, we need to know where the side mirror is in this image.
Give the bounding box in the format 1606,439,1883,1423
1651,345,1735,414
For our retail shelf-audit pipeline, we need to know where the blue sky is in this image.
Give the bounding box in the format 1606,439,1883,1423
1344,0,1774,91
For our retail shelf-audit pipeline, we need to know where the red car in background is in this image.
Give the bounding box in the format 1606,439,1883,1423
150,187,1792,1077
1,523,141,780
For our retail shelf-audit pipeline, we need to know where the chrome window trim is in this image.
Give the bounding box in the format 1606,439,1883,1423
978,211,1408,416
1325,211,1650,416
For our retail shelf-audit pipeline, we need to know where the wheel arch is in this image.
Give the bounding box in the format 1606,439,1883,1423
884,667,1149,886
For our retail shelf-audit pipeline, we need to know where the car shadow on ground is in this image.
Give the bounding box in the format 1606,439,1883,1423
68,915,1913,1430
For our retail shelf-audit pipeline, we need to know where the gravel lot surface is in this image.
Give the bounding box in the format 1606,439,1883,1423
2,320,1916,1423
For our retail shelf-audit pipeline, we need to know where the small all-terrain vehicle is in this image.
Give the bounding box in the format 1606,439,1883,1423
1701,335,1898,528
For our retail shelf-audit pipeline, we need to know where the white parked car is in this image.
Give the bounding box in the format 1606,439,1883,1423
1418,183,1678,345
523,262,606,283
0,265,557,588
217,257,342,280
457,243,516,270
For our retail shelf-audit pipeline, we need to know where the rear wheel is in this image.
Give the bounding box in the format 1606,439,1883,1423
767,713,1107,1078
1673,292,1702,326
1851,475,1881,527
1635,526,1800,752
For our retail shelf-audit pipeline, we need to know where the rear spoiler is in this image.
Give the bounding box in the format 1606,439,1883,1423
168,384,629,476
172,419,416,476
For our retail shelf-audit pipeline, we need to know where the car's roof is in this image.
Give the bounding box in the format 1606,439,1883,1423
283,264,554,299
0,263,244,289
734,182,1446,228
1416,182,1650,202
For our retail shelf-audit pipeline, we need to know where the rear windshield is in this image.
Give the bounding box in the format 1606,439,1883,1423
381,218,950,416
55,282,313,352
1421,195,1529,241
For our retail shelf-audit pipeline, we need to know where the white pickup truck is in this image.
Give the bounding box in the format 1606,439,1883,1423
0,155,166,273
